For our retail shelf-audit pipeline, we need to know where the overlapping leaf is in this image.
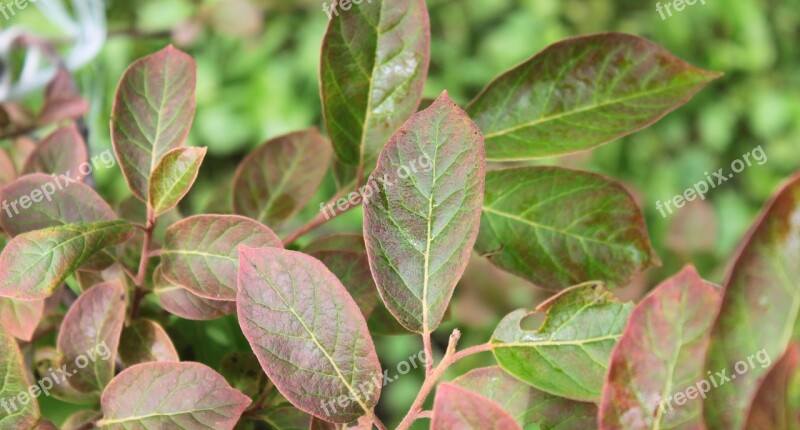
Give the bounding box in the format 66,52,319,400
466,32,722,160
363,92,485,333
476,167,657,290
0,297,44,341
153,265,235,320
599,266,721,430
320,0,430,176
237,248,382,423
232,129,331,226
0,149,15,186
98,362,251,429
0,324,40,428
431,383,521,430
148,146,206,216
119,319,179,367
704,174,800,429
745,343,800,430
22,125,88,181
0,220,134,300
111,45,196,201
453,366,597,429
492,283,632,402
56,281,125,395
161,215,282,300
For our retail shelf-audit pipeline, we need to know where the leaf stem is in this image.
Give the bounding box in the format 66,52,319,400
422,331,434,375
130,206,157,319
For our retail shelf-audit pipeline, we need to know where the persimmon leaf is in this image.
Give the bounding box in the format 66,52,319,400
118,319,179,367
704,174,800,429
98,362,251,429
22,125,88,181
476,166,658,290
320,0,430,175
0,220,134,300
148,146,207,216
0,148,15,186
453,366,597,429
56,281,126,395
232,129,331,226
598,266,721,430
467,32,722,160
153,265,235,320
111,45,197,201
0,297,44,341
363,91,485,333
0,324,40,428
432,382,521,430
237,247,382,423
492,282,632,402
162,215,282,300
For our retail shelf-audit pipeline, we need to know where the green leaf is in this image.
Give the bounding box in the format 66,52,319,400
0,220,134,300
0,324,40,428
22,125,88,181
118,319,179,367
98,362,251,429
363,91,485,333
476,167,658,290
432,383,521,430
153,265,236,320
111,45,197,201
232,129,331,227
599,266,721,429
704,174,800,429
0,297,44,341
252,405,313,430
453,366,597,429
237,247,382,423
466,33,721,160
219,351,265,398
320,0,430,177
148,146,207,216
161,215,282,300
56,281,126,395
492,282,632,402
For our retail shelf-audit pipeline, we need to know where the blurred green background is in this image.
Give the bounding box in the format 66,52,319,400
4,0,800,427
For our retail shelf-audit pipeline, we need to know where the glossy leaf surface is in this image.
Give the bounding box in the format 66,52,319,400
148,146,206,216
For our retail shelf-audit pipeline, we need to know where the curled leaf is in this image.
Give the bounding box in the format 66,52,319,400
148,146,207,216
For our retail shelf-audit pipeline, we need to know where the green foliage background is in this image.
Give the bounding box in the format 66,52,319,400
5,0,800,426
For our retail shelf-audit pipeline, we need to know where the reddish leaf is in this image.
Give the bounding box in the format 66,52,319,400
37,69,89,125
745,343,800,430
432,383,521,430
118,319,179,367
0,297,44,341
0,149,15,186
22,125,88,181
153,265,235,320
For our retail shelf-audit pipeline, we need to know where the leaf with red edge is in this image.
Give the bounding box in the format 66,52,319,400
56,281,126,395
363,91,486,333
149,146,207,216
232,129,331,226
153,265,235,320
745,343,800,430
0,297,44,341
704,174,800,429
237,247,382,423
118,319,179,367
22,125,88,181
162,215,282,300
0,148,15,186
599,266,721,430
111,45,197,201
0,324,40,428
432,382,521,430
98,362,251,429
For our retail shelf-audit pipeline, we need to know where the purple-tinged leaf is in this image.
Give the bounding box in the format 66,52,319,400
705,174,800,429
599,266,721,430
98,362,251,429
476,167,658,290
111,45,197,201
466,33,721,160
237,247,382,423
492,282,632,402
37,70,89,126
0,173,117,237
0,149,15,186
22,125,88,181
745,343,800,430
432,383,521,430
0,297,44,341
0,220,134,300
363,91,485,333
153,265,235,320
118,319,179,367
320,0,430,175
148,146,207,216
56,281,125,395
453,366,597,429
162,215,282,300
0,324,40,428
232,129,331,226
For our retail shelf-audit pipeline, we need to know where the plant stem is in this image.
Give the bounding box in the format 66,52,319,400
422,331,434,375
130,206,156,319
372,415,388,430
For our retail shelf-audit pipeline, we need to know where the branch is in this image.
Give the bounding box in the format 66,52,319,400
130,206,157,319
